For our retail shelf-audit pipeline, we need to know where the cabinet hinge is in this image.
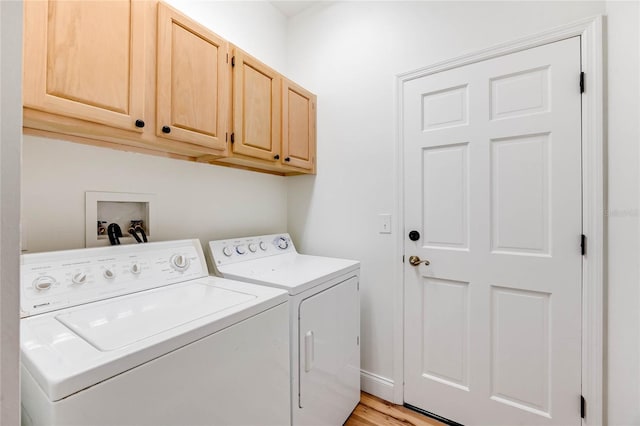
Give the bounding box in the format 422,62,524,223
226,53,228,63
402,255,405,263
581,395,586,419
580,72,585,93
357,336,360,346
581,234,586,256
230,133,235,143
225,132,228,142
231,56,235,67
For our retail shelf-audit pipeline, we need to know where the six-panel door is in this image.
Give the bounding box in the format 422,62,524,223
403,37,582,425
23,0,145,131
156,3,229,152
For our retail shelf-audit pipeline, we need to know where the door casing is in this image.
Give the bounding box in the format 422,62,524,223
393,15,604,425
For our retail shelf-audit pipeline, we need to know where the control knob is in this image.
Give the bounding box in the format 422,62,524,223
72,272,88,285
276,237,288,250
103,269,116,280
130,263,142,275
248,243,257,253
33,276,55,292
259,241,267,251
235,245,246,255
222,246,233,257
170,254,190,272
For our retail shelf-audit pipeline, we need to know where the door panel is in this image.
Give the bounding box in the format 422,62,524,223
23,0,145,131
156,3,228,151
404,37,582,425
282,79,316,170
298,277,360,425
232,49,281,161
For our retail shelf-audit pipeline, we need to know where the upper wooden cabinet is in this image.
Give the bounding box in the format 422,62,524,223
23,0,316,175
23,0,145,132
156,3,229,152
231,48,281,162
282,79,316,171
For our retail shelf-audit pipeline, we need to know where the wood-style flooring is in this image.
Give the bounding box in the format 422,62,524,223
345,392,446,426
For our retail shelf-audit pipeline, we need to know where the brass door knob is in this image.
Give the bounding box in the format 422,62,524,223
409,255,430,266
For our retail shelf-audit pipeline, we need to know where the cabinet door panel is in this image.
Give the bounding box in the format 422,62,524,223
282,79,316,171
157,3,228,152
23,0,145,131
232,49,281,161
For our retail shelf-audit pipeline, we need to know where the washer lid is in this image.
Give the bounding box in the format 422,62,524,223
55,282,256,351
217,253,360,295
21,277,288,401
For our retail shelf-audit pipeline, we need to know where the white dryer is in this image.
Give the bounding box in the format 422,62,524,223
20,239,290,426
209,234,360,426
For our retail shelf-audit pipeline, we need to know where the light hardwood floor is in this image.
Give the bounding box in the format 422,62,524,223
345,392,446,426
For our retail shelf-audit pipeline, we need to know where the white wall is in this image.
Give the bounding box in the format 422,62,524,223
285,0,613,403
22,1,289,254
605,2,640,424
1,0,22,424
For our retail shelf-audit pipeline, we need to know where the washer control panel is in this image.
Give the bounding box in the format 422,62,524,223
209,233,296,267
21,239,207,318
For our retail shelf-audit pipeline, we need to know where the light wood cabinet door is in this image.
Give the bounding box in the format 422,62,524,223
232,48,281,162
156,3,229,152
23,0,145,131
282,79,316,171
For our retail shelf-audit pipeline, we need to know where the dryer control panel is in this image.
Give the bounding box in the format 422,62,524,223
209,234,296,267
21,239,207,317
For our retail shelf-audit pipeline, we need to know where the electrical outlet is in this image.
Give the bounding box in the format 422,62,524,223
378,214,391,234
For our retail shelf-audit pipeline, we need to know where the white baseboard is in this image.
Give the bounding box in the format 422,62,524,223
360,369,395,402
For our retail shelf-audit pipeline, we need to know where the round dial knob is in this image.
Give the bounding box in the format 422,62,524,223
103,269,116,280
235,245,246,255
170,254,190,272
72,272,87,285
33,276,55,292
248,243,257,253
130,263,141,275
259,241,267,251
277,237,289,250
222,246,233,257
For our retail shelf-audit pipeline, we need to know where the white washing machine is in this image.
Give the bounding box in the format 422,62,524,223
208,233,360,426
20,239,290,426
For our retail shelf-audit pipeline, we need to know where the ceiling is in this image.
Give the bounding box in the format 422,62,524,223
270,1,321,18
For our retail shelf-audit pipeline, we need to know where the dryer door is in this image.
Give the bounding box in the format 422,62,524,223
298,276,360,425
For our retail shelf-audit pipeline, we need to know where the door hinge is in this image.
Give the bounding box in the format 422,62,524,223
225,132,228,142
581,395,586,419
357,336,360,346
581,234,586,256
402,255,405,263
230,133,235,143
226,53,229,63
231,56,235,67
580,72,585,93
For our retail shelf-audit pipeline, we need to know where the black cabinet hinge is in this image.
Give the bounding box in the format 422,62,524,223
581,234,586,256
225,132,228,142
230,133,235,143
580,72,585,93
581,395,586,419
231,56,235,67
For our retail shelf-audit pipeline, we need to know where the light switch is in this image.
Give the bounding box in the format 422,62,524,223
378,214,391,234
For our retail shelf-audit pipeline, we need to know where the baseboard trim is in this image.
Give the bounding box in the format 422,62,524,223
360,369,395,402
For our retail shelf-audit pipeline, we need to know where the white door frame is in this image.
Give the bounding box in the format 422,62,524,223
393,16,604,425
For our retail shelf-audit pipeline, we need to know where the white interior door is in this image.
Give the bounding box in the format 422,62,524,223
403,37,582,425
